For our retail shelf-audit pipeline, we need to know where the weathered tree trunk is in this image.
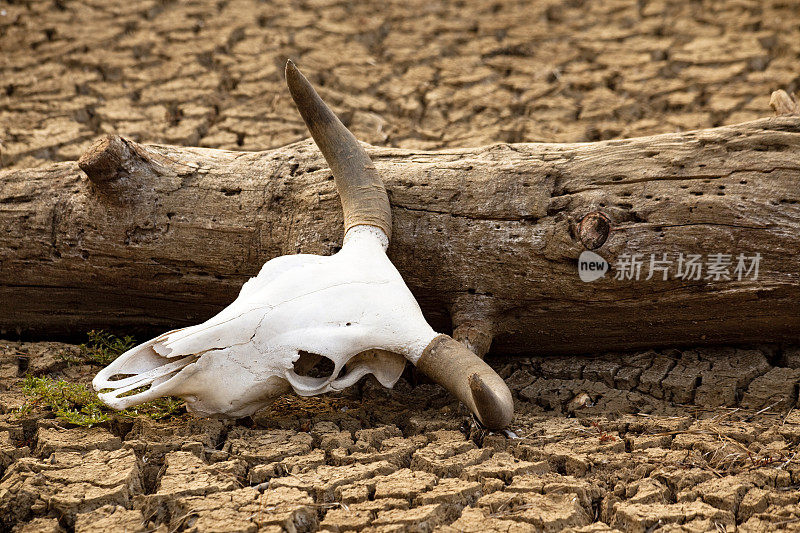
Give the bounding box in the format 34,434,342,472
1,115,799,354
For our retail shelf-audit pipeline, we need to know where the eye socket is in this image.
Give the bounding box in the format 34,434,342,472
293,351,337,379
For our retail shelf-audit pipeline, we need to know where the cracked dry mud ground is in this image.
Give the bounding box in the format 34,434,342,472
1,0,799,169
5,342,800,532
3,0,800,532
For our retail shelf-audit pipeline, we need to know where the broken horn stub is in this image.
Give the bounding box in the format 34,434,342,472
416,334,514,430
285,60,393,240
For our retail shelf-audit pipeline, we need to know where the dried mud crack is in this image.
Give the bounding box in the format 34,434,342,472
3,0,800,531
3,340,800,532
1,0,798,170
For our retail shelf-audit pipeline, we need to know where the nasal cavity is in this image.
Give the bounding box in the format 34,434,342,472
106,373,138,382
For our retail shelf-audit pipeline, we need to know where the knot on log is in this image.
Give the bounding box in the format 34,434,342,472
578,211,611,250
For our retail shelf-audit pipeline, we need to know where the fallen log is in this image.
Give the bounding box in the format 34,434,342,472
1,103,799,355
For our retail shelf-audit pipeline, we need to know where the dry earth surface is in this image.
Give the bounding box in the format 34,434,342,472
5,341,800,532
2,0,800,531
1,0,799,169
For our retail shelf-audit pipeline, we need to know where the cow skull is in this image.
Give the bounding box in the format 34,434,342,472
93,61,514,430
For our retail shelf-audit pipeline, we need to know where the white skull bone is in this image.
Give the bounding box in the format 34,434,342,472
93,226,435,417
92,61,514,429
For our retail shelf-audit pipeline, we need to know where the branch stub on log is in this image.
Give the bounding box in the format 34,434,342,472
770,90,799,116
78,135,132,183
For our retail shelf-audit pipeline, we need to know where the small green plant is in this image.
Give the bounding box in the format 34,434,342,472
19,375,184,427
21,375,110,426
72,330,137,365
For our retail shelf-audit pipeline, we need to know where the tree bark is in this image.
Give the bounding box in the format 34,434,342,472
1,116,799,354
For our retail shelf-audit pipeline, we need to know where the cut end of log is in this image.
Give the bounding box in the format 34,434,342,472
78,135,131,183
578,211,611,250
770,90,799,116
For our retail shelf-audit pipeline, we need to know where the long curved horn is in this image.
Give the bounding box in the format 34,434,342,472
285,60,393,239
416,335,513,430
